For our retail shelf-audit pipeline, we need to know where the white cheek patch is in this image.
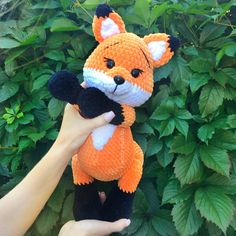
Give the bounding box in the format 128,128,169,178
101,18,120,39
83,68,152,107
92,124,116,150
147,41,166,61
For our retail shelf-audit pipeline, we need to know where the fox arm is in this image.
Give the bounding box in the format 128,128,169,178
48,71,126,125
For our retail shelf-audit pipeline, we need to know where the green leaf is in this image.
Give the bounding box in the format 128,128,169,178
175,119,189,138
209,130,236,151
45,50,65,62
206,174,236,195
0,37,20,49
200,24,226,44
162,179,194,204
189,58,213,73
28,131,46,143
32,74,50,91
195,187,234,233
158,143,174,168
0,82,19,102
32,0,60,9
227,114,236,128
199,145,230,176
48,181,67,213
151,210,177,236
159,119,175,137
48,98,65,119
172,198,203,236
174,152,203,185
197,124,215,143
61,193,74,222
190,73,209,93
198,82,224,117
35,206,59,234
146,137,162,157
175,110,192,120
134,0,150,28
50,18,80,32
170,134,196,155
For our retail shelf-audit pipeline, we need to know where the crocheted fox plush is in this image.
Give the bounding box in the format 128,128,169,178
48,4,180,221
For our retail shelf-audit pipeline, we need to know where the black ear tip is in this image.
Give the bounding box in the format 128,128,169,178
168,36,181,52
96,4,113,18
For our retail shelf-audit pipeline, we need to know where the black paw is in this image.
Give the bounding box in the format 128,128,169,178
73,183,102,221
48,71,81,104
168,36,181,52
101,185,135,221
77,87,124,125
96,4,113,18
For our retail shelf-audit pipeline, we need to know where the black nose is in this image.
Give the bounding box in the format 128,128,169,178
114,76,125,85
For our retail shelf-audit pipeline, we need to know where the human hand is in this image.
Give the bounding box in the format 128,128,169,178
55,103,115,155
58,218,130,236
59,192,130,236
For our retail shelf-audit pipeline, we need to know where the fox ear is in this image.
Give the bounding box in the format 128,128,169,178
143,33,180,68
92,4,126,43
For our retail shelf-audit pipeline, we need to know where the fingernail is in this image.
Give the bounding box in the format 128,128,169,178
125,219,131,227
104,111,115,122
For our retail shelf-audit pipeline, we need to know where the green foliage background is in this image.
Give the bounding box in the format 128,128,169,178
0,0,236,235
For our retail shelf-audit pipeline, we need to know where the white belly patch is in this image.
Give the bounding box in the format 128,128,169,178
91,124,116,150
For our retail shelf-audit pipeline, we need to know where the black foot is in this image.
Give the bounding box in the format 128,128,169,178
101,185,135,221
73,182,102,221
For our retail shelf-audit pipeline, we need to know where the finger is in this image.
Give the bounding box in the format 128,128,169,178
79,219,131,235
98,192,106,204
88,111,115,129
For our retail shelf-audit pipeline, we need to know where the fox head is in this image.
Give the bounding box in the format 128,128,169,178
83,4,180,107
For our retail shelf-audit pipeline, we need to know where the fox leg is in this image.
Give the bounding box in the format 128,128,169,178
72,155,102,220
101,142,144,221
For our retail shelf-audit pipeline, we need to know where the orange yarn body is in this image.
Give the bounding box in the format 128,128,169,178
71,11,175,193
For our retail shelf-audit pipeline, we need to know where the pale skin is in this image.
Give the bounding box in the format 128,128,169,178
0,104,130,236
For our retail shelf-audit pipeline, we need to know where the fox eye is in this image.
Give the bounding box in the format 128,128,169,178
131,69,143,78
104,58,115,69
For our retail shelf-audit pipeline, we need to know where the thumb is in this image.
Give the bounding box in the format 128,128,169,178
89,111,115,129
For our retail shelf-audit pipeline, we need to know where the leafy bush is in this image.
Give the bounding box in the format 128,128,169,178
0,0,236,235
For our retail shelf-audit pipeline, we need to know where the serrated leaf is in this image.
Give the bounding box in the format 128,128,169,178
28,131,46,142
61,193,74,222
170,134,196,155
48,181,67,213
0,82,19,102
172,198,203,236
159,119,175,137
45,50,65,62
174,152,203,185
175,119,189,138
146,137,162,157
157,142,174,167
32,74,50,91
199,145,230,176
48,98,65,119
198,82,224,117
152,210,177,236
190,73,209,93
209,130,236,151
194,187,234,233
50,18,80,32
189,58,213,73
206,174,236,195
175,110,192,120
197,124,215,143
35,206,59,234
0,37,20,48
227,114,236,128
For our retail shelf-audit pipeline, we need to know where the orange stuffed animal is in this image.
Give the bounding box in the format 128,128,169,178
49,4,180,221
